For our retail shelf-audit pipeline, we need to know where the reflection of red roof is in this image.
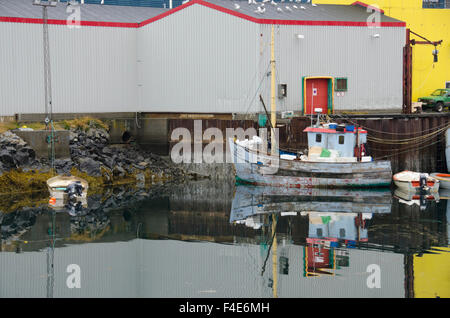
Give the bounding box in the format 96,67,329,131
306,237,338,244
303,127,367,134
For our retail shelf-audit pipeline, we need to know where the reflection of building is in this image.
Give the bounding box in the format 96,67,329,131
413,247,450,298
302,212,372,277
304,212,371,242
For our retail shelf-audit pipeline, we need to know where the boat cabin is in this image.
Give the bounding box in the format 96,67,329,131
303,125,367,158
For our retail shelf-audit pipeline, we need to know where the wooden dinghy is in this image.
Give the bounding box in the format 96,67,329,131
47,175,88,200
393,171,439,193
430,173,450,190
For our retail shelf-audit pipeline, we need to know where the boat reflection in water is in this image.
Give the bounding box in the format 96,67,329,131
230,185,392,284
1,180,448,298
394,188,440,211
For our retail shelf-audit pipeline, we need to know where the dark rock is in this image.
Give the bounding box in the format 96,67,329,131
101,157,115,169
14,151,30,166
0,150,15,169
102,147,113,156
113,165,126,178
78,157,101,177
20,147,36,160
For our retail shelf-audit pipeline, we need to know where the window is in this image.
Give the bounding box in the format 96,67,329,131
423,0,450,8
316,134,322,143
335,78,348,91
446,81,450,89
316,228,323,238
339,135,345,145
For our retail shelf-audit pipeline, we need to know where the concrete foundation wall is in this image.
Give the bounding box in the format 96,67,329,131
13,130,70,159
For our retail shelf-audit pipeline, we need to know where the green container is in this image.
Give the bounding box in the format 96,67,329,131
258,114,267,127
320,148,331,158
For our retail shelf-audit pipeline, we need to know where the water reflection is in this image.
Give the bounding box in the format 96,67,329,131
0,181,448,298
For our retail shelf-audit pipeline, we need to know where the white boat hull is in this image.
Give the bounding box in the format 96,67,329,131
393,171,439,193
229,139,392,188
431,173,450,190
230,185,392,223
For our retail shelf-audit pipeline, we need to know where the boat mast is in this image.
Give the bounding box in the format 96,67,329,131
270,25,277,156
271,213,278,298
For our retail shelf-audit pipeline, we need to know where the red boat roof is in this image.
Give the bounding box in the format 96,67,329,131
303,127,367,134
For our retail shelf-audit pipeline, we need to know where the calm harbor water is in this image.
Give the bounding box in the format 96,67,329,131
0,180,449,298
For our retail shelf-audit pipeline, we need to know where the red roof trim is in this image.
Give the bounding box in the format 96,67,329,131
351,1,385,15
0,0,405,28
0,16,138,28
303,127,367,134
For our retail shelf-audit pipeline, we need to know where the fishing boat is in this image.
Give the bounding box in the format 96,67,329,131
228,25,392,189
431,173,450,189
229,125,392,188
393,171,439,193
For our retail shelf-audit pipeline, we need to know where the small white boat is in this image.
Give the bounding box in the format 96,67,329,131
47,175,88,200
394,188,439,204
393,171,439,193
430,173,450,189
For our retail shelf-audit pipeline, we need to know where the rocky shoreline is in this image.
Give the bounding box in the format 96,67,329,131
0,126,196,195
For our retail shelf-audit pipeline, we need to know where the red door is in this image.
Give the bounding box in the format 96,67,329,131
305,78,329,115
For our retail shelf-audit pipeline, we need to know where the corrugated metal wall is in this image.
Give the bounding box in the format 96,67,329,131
258,24,405,112
138,4,405,114
0,22,137,116
0,239,404,297
0,4,405,116
137,4,260,114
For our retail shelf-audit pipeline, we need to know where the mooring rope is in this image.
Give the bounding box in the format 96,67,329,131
333,113,450,136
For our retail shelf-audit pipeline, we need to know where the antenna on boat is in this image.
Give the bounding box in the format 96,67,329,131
314,108,322,127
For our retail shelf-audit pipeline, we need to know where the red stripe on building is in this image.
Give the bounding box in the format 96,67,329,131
0,16,138,28
0,0,405,28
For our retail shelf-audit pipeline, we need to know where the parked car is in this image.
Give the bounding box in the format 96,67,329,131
418,89,450,112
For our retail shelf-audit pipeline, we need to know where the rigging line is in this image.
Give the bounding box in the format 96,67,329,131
243,66,265,108
372,137,444,160
367,128,448,144
334,113,450,136
366,125,449,144
333,113,450,135
369,136,444,154
332,113,450,135
242,39,270,112
368,135,443,153
243,63,271,116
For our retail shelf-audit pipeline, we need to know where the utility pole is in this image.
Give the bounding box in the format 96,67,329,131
32,0,57,125
403,29,443,114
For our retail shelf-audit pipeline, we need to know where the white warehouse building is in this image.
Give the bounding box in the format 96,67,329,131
0,0,406,117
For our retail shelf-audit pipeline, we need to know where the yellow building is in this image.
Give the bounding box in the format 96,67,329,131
314,0,450,102
413,247,450,298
